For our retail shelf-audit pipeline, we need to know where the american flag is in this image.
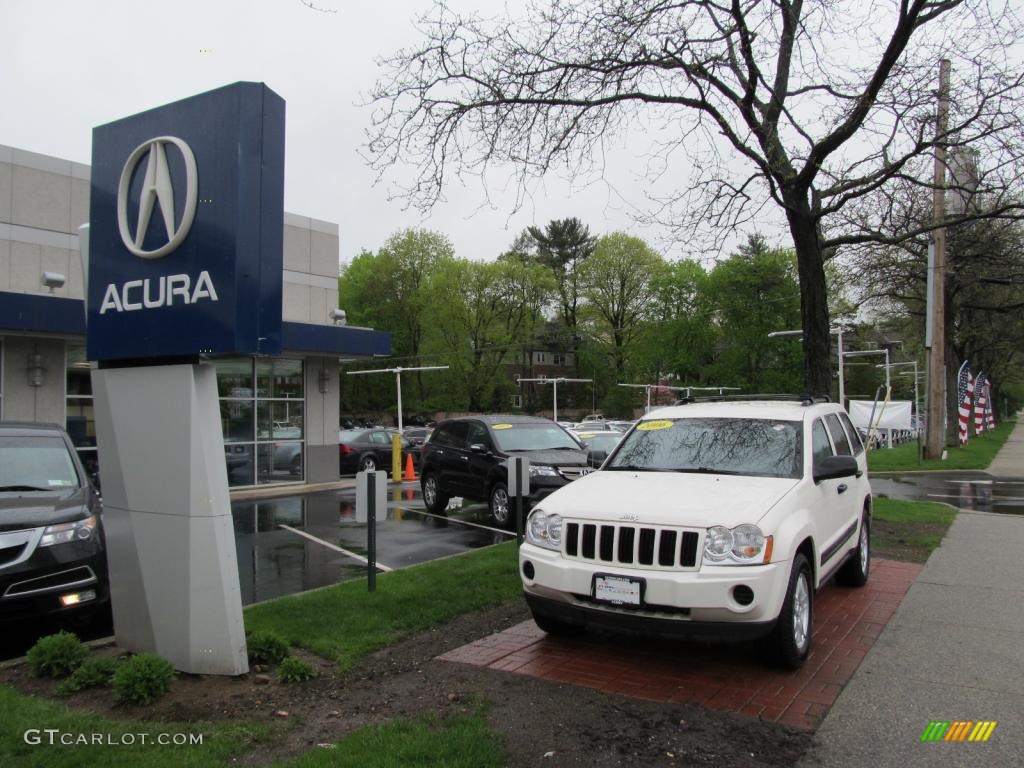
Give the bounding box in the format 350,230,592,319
985,379,996,431
957,361,973,445
974,372,988,434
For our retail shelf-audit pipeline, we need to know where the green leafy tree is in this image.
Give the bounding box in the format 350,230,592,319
704,238,804,393
426,257,555,411
579,233,665,388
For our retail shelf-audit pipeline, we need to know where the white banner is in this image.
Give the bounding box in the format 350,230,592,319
848,400,914,430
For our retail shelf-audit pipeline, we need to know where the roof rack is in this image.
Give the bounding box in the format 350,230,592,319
673,394,832,406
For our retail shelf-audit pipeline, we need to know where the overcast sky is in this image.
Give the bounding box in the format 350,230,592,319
1,0,768,267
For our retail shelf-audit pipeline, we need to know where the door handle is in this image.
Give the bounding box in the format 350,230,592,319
837,483,848,494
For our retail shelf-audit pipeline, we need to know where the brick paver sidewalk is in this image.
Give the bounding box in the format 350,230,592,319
440,558,922,729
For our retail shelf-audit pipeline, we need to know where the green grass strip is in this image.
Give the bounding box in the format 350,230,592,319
1,685,505,767
872,497,957,526
277,711,504,768
867,418,1016,473
0,685,273,767
244,542,521,670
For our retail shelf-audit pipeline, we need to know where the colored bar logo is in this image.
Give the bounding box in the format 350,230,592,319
921,721,997,742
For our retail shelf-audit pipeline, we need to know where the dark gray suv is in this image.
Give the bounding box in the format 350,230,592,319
0,423,109,624
419,415,590,527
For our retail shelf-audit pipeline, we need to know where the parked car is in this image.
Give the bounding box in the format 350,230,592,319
519,396,871,668
571,429,624,467
606,420,636,433
419,415,590,527
0,422,109,624
403,427,434,447
339,428,419,476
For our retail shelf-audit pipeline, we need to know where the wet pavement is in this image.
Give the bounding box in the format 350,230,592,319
871,472,1024,515
231,483,512,605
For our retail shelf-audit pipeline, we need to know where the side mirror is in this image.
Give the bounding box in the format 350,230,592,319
813,454,859,483
469,443,489,454
589,449,608,467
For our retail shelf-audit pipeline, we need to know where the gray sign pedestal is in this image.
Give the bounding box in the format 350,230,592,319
92,363,248,675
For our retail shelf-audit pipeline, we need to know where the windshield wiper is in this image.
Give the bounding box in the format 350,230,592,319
674,467,744,476
0,484,52,492
607,464,674,472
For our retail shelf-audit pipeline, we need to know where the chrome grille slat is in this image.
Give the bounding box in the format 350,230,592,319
561,521,701,571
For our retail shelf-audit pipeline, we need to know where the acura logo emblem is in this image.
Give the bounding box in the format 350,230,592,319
117,136,198,259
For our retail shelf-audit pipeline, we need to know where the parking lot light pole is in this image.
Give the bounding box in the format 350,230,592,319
617,383,691,413
768,327,847,407
347,365,450,477
518,377,593,422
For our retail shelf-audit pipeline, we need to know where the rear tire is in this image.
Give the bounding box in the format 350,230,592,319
421,472,449,514
836,514,870,587
769,553,813,669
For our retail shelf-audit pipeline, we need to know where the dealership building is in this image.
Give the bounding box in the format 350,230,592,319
0,141,389,489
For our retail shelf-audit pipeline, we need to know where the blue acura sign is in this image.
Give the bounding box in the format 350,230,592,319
87,82,285,361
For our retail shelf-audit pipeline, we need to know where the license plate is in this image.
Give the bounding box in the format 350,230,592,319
593,575,642,606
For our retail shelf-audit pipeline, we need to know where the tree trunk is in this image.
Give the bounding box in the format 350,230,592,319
785,205,833,397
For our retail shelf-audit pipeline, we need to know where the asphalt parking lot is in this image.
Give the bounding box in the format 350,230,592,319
231,483,512,605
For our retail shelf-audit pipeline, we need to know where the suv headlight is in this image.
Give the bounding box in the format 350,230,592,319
526,509,562,551
702,524,771,565
529,465,559,478
40,515,98,547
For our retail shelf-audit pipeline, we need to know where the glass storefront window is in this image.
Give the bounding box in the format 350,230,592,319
66,345,98,479
258,401,304,440
215,358,305,487
257,359,303,399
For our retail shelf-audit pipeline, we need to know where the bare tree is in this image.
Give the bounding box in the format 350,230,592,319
365,0,1024,393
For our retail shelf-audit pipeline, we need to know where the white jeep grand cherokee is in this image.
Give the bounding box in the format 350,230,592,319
519,396,871,668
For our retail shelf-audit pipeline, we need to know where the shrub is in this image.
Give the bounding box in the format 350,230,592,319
112,654,175,705
56,656,120,696
26,631,88,678
247,631,289,664
276,656,316,683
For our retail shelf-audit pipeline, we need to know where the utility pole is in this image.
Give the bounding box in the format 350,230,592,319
518,377,592,423
925,59,951,460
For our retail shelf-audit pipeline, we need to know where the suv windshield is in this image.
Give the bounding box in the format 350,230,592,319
491,424,581,452
0,435,80,491
607,418,802,479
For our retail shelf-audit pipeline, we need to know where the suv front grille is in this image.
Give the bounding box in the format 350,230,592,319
563,521,701,570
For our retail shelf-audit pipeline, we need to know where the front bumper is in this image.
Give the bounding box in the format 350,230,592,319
0,536,109,623
519,542,791,639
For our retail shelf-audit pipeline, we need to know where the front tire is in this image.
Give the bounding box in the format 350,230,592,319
421,471,450,514
488,482,513,529
769,553,813,669
836,513,870,587
359,455,378,473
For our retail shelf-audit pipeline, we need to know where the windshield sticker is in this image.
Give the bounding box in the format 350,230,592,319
578,433,594,438
48,479,74,486
637,420,674,431
492,423,514,430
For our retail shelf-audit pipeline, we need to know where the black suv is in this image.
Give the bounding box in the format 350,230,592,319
419,415,590,527
0,423,109,623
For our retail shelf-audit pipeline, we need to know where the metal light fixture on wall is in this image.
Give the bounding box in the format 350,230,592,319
317,366,330,394
27,353,46,387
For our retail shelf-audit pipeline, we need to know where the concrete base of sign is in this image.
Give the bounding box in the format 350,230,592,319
92,363,248,675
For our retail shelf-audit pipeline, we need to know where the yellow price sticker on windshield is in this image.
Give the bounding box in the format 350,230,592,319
578,433,595,439
637,420,674,431
492,423,514,429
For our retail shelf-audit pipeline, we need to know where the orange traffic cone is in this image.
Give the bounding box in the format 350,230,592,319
404,453,417,482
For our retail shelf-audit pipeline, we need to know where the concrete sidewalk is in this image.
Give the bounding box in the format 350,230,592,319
986,417,1024,477
798,508,1024,766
